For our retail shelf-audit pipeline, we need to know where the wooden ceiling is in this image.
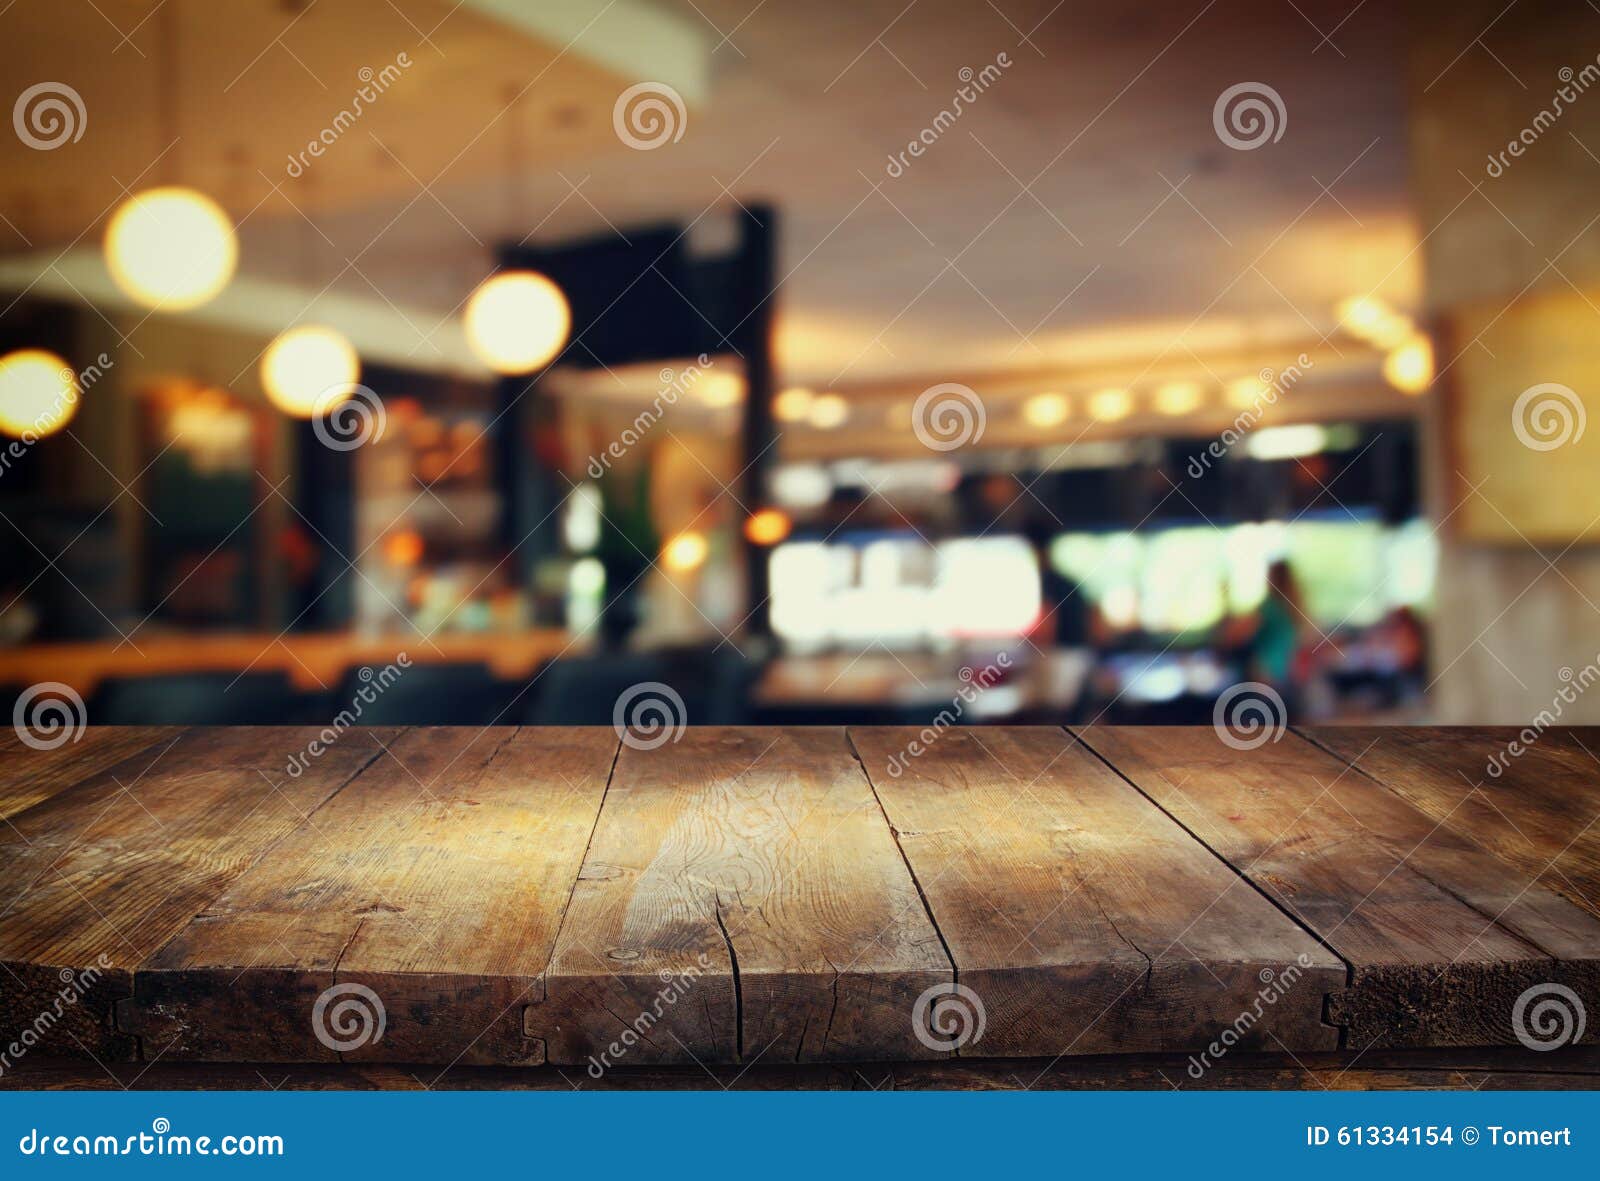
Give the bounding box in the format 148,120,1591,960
1,0,1423,391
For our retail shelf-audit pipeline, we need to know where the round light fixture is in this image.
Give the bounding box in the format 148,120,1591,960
1154,381,1204,416
773,387,814,423
744,508,793,546
1225,376,1269,410
464,270,570,374
1022,392,1069,429
105,186,238,311
1383,335,1434,395
807,392,849,429
261,325,360,418
0,349,79,439
1087,387,1133,422
662,530,709,573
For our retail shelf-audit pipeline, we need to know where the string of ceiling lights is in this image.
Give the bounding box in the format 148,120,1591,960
0,5,570,444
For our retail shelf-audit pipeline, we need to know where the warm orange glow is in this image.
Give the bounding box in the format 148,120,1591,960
260,325,360,417
105,186,238,311
0,349,78,439
384,530,424,566
464,270,570,374
744,508,792,546
1154,381,1204,416
807,392,849,429
1383,335,1434,394
1225,376,1269,410
662,530,709,572
773,387,814,422
700,372,744,408
1087,387,1133,422
1021,392,1069,429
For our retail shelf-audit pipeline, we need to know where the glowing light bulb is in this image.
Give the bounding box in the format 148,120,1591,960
105,187,238,311
1022,392,1069,429
807,392,849,429
1087,387,1133,422
1383,335,1434,395
744,508,792,546
261,326,360,417
700,372,744,408
773,387,814,422
0,350,78,439
464,270,570,374
1226,376,1269,410
1154,381,1204,416
662,530,709,572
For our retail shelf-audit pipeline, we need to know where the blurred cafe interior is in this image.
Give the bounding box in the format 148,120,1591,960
0,0,1597,728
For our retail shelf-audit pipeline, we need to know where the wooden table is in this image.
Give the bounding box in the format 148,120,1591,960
1,725,1597,1090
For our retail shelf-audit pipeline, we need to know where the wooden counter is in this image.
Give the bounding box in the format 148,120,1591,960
1,725,1596,1088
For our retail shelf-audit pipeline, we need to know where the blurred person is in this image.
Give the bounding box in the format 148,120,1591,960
1246,560,1308,711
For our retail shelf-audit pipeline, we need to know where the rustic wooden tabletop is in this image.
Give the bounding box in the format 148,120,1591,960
1,725,1597,1089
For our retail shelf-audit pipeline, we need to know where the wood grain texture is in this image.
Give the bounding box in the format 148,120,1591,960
128,727,616,1065
533,728,950,1067
851,727,1342,1058
0,727,183,823
0,727,396,1061
1078,726,1600,1050
5,1045,1596,1091
1303,727,1600,921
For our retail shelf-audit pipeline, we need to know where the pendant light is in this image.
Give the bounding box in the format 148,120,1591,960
104,4,238,311
261,185,360,417
464,87,570,374
0,349,79,439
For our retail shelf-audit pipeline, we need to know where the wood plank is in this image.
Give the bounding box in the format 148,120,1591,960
1303,726,1600,921
0,727,397,1061
533,727,950,1067
850,727,1343,1059
1079,725,1600,1050
126,727,616,1065
0,727,184,823
6,1045,1595,1091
